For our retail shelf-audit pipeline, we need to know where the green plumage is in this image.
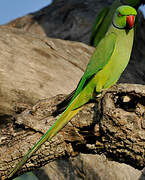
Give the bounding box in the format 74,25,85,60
8,5,137,179
90,0,143,46
71,33,117,109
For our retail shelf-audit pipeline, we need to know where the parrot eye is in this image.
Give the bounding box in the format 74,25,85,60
118,12,123,17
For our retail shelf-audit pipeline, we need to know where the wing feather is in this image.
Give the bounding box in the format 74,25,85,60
71,32,117,103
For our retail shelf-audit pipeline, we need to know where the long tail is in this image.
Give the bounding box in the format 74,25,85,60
7,97,82,179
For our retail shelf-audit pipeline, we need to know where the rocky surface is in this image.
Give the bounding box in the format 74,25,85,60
34,154,144,180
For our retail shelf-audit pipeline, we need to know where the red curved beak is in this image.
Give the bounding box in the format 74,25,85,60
126,15,135,29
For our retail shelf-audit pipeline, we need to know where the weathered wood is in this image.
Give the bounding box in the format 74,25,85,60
100,84,145,169
0,0,145,179
0,26,93,179
0,84,145,179
0,27,93,117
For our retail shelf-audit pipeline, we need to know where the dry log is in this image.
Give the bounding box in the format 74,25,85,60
0,84,145,179
0,26,93,179
0,3,145,176
0,27,93,116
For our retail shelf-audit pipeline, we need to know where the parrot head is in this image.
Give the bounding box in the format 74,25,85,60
113,5,137,29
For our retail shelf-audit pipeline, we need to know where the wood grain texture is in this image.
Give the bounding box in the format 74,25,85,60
0,84,145,179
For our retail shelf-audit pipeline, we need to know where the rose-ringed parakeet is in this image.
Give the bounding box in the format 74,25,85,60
90,0,144,46
8,5,137,179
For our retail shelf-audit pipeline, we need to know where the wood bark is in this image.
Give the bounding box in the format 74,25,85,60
0,27,144,179
0,0,145,179
0,83,145,179
0,26,92,179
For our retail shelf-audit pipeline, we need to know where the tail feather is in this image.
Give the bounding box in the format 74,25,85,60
8,96,82,179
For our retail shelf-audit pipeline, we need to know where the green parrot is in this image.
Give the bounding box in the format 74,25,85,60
90,0,144,46
8,5,137,179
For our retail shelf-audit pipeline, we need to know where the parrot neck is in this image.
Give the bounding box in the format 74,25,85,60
109,22,134,70
112,20,125,30
108,22,134,35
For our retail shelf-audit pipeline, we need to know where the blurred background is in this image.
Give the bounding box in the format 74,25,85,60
0,0,144,25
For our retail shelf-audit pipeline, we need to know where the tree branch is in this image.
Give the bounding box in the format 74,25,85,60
0,84,144,179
